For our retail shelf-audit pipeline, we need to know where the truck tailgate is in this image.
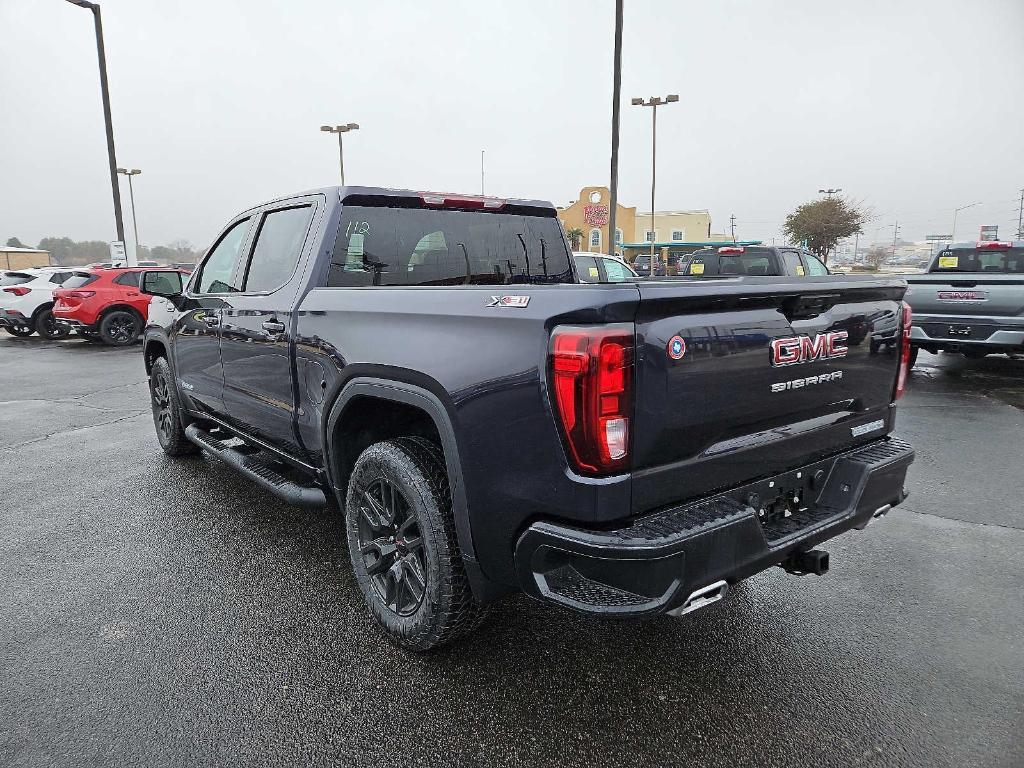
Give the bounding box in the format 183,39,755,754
630,276,906,513
905,274,1024,317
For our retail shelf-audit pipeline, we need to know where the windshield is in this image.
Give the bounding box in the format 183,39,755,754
930,248,1024,274
328,205,572,287
0,272,35,286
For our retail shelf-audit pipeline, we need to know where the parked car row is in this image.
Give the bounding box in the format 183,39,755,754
0,265,191,346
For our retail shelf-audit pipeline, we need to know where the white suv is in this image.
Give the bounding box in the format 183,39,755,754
0,267,91,339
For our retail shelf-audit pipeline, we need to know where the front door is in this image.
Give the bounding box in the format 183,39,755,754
172,216,252,416
220,201,318,453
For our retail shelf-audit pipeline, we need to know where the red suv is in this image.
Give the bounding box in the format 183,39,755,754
53,267,188,346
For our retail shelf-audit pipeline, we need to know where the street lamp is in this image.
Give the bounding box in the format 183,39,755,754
320,123,359,185
632,94,679,278
951,202,980,242
64,0,125,244
117,168,142,265
818,188,843,197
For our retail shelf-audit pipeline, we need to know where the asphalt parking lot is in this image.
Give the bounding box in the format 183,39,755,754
1,335,1022,768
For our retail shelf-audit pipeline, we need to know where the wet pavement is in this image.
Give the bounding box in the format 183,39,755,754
1,337,1022,768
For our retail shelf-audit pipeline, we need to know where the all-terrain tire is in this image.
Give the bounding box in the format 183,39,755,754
149,356,198,456
99,309,141,346
34,307,70,340
345,437,487,651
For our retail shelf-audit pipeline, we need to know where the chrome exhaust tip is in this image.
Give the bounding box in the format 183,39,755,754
669,580,729,617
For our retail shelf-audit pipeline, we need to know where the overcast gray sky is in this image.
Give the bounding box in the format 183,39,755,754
2,0,1022,252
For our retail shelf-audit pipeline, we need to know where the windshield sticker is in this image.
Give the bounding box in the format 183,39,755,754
938,256,959,268
588,267,599,278
690,263,705,275
795,264,805,276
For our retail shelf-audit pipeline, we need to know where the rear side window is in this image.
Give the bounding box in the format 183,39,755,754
0,272,34,286
327,205,572,287
113,271,141,288
243,205,313,293
575,256,601,283
60,273,98,289
196,218,250,294
782,252,805,276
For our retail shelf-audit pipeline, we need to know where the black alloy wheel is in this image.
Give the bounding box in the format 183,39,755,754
100,310,139,346
355,477,427,617
151,367,175,445
35,308,70,340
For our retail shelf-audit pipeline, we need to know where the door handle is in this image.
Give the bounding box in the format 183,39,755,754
203,315,220,327
261,319,286,334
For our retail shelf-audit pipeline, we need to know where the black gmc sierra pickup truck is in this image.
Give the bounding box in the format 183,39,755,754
141,186,915,650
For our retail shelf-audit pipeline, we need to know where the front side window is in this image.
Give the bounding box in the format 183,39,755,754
601,258,635,282
575,256,601,283
803,254,829,275
327,205,572,287
243,206,312,293
196,218,249,294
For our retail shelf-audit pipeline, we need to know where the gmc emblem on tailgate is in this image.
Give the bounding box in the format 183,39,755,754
770,331,848,366
937,290,987,303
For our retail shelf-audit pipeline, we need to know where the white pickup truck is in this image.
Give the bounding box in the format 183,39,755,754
904,240,1024,362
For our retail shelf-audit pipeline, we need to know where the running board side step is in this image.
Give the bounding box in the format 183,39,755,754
184,424,327,508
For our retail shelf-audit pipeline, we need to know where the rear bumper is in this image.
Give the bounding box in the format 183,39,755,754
514,436,914,616
911,312,1024,349
0,312,30,328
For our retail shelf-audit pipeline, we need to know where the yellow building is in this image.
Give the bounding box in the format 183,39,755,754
634,209,713,244
557,186,637,255
1,247,51,270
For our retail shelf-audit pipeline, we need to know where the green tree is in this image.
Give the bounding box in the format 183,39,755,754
783,197,866,264
566,227,584,251
37,237,75,264
5,237,26,248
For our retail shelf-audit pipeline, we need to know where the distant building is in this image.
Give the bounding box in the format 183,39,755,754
635,209,713,245
1,247,51,270
557,186,638,254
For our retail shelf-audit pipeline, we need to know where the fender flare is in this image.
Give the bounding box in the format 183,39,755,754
324,377,476,564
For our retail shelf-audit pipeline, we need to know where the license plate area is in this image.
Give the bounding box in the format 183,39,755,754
948,324,973,336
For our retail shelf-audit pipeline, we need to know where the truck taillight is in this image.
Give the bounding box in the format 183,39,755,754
2,287,30,296
549,326,633,475
894,302,912,400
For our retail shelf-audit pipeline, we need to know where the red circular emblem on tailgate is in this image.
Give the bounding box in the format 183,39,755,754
667,335,687,360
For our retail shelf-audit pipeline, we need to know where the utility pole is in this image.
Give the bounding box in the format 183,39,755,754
607,0,624,257
116,168,141,265
632,94,679,277
65,0,125,244
480,150,485,195
729,214,737,243
1016,187,1023,240
891,221,900,259
320,123,359,185
852,232,859,263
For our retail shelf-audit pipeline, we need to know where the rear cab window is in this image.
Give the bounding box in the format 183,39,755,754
327,203,572,287
930,247,1024,274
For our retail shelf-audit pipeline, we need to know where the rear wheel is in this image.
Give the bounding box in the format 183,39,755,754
34,308,70,340
4,325,33,337
345,437,486,651
149,356,197,456
99,310,140,346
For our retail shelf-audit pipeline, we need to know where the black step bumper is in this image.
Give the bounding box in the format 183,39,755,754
514,436,914,616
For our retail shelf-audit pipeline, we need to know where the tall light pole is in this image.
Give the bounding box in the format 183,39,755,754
320,123,359,185
951,201,980,242
117,168,141,265
632,94,679,278
65,0,125,244
818,188,842,197
607,0,624,257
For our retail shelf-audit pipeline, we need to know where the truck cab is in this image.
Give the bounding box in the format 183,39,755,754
679,246,831,278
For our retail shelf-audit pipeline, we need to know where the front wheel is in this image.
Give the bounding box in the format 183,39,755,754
149,356,198,456
99,310,140,346
345,437,486,651
34,308,70,340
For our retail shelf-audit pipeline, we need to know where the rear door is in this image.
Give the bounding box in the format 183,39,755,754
220,197,321,454
172,216,254,416
630,277,906,512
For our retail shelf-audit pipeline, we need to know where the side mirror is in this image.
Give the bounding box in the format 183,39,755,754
141,270,184,298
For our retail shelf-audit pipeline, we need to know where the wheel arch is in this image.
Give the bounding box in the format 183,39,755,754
143,336,169,374
325,377,486,593
100,303,145,324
